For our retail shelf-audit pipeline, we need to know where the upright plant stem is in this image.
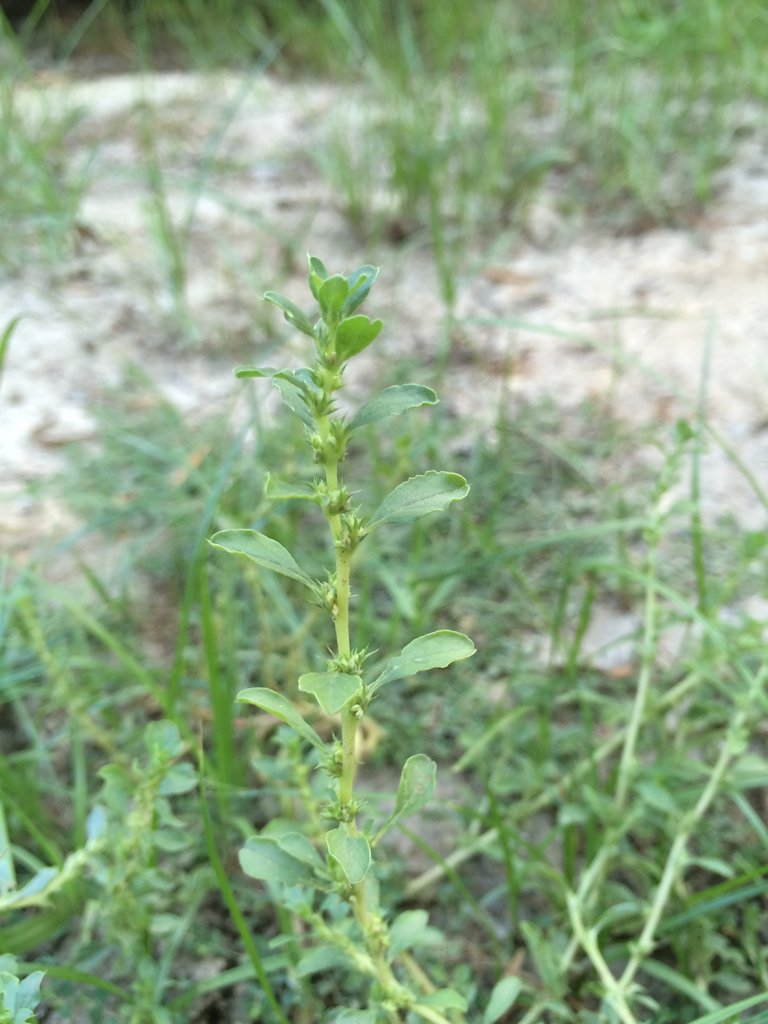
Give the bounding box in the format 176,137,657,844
615,532,658,811
340,708,358,807
319,404,357,810
566,893,638,1024
335,548,352,658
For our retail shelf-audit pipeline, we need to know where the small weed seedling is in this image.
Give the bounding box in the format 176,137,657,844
211,258,482,1022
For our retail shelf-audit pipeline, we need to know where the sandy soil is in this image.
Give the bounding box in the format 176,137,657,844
1,70,767,560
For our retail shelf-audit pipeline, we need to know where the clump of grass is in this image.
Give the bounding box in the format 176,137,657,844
0,53,87,270
2,4,768,1013
5,312,768,1021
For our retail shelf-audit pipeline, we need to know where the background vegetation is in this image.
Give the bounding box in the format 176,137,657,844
1,1,768,1022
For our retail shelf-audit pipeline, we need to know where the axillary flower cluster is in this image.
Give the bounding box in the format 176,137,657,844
210,256,476,1022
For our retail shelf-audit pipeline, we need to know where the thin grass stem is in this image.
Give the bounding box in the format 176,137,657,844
615,536,658,811
200,770,290,1024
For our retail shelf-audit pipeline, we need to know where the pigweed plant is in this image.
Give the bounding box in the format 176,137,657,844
210,258,489,1022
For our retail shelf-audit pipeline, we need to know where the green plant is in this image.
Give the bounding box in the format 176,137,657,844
0,956,45,1024
209,255,516,1021
0,18,88,270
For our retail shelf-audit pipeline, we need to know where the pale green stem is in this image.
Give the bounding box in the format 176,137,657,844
397,950,436,993
398,952,466,1024
318,372,402,1008
560,849,631,1014
517,1001,549,1024
335,546,351,657
315,334,452,1017
558,844,618,975
566,893,639,1024
561,657,768,1019
411,1006,454,1024
615,538,658,811
617,657,768,996
406,671,703,898
340,708,358,808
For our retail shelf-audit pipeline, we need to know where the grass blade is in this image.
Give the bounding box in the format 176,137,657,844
200,558,236,791
686,993,768,1024
167,422,248,713
166,959,287,1012
0,315,22,382
16,961,129,1000
639,959,721,1012
200,764,290,1024
659,880,768,933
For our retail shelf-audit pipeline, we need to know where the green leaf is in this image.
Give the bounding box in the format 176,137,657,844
319,275,349,318
374,756,439,845
264,291,315,337
158,763,198,795
686,993,768,1024
389,909,443,956
16,971,45,1017
344,265,378,315
350,384,438,431
273,372,316,428
730,752,768,788
520,921,566,998
264,475,320,502
296,946,352,977
308,256,328,279
640,960,720,1013
151,829,192,852
0,969,46,1024
277,833,326,872
237,688,326,753
210,530,319,594
145,720,184,758
417,990,468,1012
326,828,371,884
370,630,476,692
393,754,437,819
335,315,383,363
233,365,278,378
636,782,679,815
276,367,320,394
483,977,524,1024
298,672,362,715
0,866,57,909
334,1011,378,1024
367,471,469,529
150,913,185,936
239,837,313,885
308,255,328,301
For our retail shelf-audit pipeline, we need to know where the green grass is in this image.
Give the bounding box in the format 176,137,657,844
1,2,768,1021
0,71,88,271
8,0,768,294
0,345,764,1020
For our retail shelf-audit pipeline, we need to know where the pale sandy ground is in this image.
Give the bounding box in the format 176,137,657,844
1,70,766,559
